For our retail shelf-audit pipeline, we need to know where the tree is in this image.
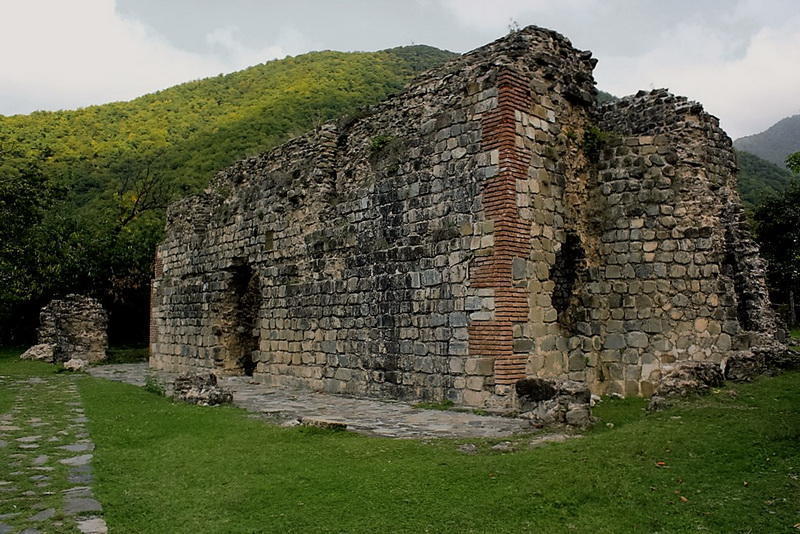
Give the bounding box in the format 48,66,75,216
110,153,172,234
0,140,53,298
0,140,61,342
787,151,800,174
752,172,800,327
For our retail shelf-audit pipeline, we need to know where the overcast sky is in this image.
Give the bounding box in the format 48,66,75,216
1,0,798,139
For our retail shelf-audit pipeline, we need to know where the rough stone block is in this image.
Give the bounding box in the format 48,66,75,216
173,374,233,406
20,344,55,363
604,334,626,350
512,338,534,353
626,331,648,348
464,358,494,376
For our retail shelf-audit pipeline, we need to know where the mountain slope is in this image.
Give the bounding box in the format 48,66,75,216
0,44,457,344
1,45,457,200
734,114,800,168
736,150,795,205
596,90,617,104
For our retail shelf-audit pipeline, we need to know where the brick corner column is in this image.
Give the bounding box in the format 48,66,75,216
469,68,533,386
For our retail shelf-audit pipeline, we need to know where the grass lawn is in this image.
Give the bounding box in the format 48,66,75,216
0,347,60,412
2,348,799,533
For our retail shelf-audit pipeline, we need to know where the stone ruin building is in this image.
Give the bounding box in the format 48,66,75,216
22,294,108,364
149,26,781,412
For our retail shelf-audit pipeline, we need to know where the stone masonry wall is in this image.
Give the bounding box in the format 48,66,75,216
150,27,777,408
39,294,108,363
563,90,779,396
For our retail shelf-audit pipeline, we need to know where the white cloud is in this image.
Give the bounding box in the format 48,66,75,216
206,26,286,68
596,20,800,138
440,0,800,138
205,25,312,71
3,0,798,139
0,0,298,115
441,0,598,32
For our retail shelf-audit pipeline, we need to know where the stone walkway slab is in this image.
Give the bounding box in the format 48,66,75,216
0,374,108,533
89,363,534,439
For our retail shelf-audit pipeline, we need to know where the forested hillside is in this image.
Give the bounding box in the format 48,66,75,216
734,114,800,168
0,45,456,344
2,45,456,198
736,150,794,205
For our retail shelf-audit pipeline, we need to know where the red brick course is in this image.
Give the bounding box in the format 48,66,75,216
469,69,533,384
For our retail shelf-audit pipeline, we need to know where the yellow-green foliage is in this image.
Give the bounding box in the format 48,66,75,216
0,45,456,343
1,46,455,197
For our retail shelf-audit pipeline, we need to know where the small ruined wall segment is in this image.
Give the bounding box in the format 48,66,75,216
579,90,779,396
39,294,108,363
151,27,777,408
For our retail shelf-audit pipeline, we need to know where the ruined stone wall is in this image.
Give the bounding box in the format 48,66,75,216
151,27,777,408
151,27,597,407
568,90,778,396
39,294,108,363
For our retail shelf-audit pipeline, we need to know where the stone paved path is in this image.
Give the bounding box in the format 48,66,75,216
0,374,107,534
89,363,534,439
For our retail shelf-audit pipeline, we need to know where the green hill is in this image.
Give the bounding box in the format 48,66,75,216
736,150,795,205
734,115,800,169
596,90,617,104
0,45,457,344
1,45,456,199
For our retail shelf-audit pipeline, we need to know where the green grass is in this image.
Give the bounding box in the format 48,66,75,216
0,346,62,414
81,377,799,533
0,348,25,412
3,348,799,532
0,347,58,376
0,346,68,423
412,399,455,410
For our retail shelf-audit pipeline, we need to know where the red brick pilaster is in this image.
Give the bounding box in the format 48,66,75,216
469,69,532,385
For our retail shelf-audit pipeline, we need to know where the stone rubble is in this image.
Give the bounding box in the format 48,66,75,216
63,359,89,372
722,350,766,382
647,361,725,410
19,345,54,363
723,343,800,381
172,373,233,406
457,443,479,455
515,378,593,427
22,295,108,365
